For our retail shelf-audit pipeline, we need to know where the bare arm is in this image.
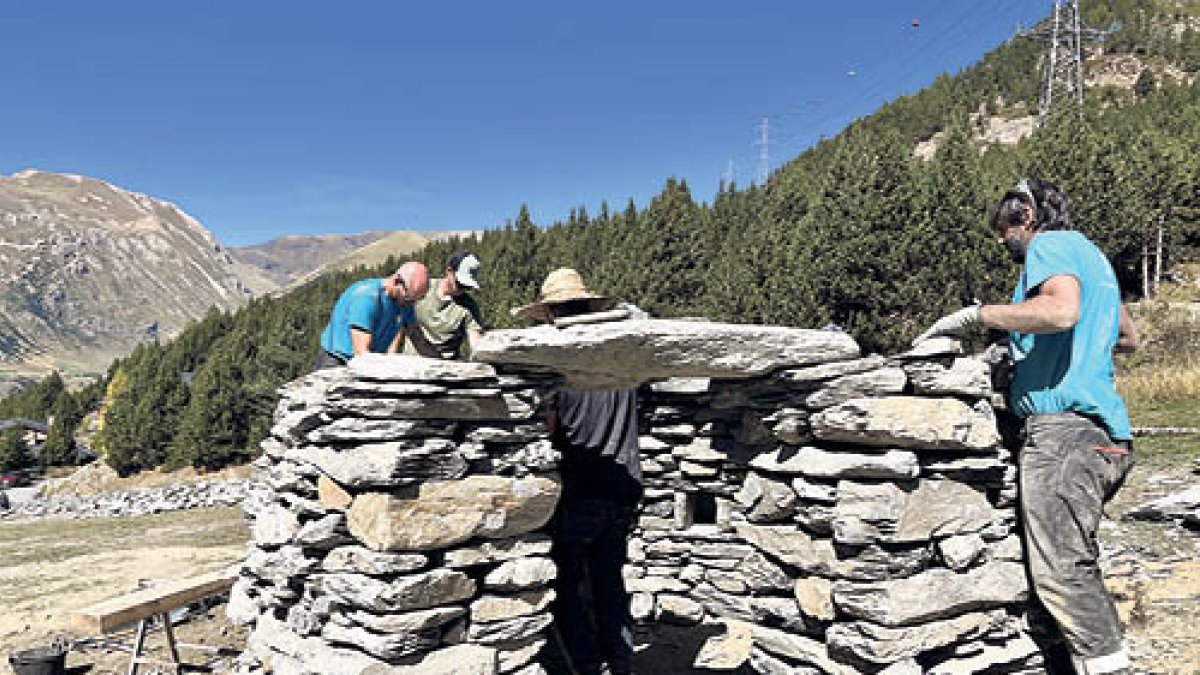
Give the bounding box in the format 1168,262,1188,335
350,328,373,356
979,275,1081,334
1116,304,1140,353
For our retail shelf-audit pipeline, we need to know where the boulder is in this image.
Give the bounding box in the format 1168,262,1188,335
347,475,560,551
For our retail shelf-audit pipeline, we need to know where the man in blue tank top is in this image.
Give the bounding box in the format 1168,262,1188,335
915,179,1140,675
315,261,430,370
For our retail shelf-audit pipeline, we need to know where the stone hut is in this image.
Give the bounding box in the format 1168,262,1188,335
229,318,1042,674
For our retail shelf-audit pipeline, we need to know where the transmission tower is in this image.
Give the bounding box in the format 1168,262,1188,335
1022,0,1113,123
756,117,769,186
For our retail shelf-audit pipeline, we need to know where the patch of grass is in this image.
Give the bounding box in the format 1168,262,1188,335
1131,434,1200,470
0,507,247,567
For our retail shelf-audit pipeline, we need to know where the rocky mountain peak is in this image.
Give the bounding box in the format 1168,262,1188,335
0,170,250,374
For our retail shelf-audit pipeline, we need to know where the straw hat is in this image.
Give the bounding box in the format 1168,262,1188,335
511,268,616,322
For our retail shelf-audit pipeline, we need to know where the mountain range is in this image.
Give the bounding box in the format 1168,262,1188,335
0,169,464,393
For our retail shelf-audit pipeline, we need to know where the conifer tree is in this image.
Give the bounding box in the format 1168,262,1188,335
0,428,34,471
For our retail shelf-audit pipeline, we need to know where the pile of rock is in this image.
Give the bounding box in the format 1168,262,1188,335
0,479,248,520
229,356,564,674
1126,485,1200,530
618,338,1038,674
230,319,1043,674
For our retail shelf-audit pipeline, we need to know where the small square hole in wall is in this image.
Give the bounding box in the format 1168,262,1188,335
675,490,718,528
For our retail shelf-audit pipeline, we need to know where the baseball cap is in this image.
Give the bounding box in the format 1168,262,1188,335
449,252,481,289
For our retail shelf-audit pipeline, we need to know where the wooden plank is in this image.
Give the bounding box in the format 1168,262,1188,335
71,568,237,634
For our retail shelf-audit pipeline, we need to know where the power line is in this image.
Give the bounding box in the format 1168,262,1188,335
756,117,769,186
1022,0,1114,123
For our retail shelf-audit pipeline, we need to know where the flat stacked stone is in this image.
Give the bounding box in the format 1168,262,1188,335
232,322,1044,674
230,355,563,675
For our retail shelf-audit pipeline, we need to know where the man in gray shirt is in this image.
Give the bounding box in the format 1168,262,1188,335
514,268,642,675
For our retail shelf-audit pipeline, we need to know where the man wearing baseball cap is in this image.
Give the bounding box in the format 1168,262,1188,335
404,252,486,360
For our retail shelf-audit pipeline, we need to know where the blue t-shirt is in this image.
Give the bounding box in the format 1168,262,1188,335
319,278,416,360
1008,231,1131,440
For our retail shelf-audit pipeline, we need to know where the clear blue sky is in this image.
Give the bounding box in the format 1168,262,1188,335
1,1,1050,246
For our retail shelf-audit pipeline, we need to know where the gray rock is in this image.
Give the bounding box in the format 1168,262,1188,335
322,546,429,575
346,606,467,633
749,624,856,674
735,472,798,523
483,557,557,591
382,643,500,675
471,588,555,623
244,545,315,582
938,533,987,570
826,610,1003,664
287,441,466,488
748,647,820,675
295,513,355,549
791,476,838,503
650,377,712,394
751,446,919,480
803,367,907,409
347,475,560,551
733,523,838,575
1126,485,1200,522
925,633,1041,674
252,504,300,547
328,395,517,421
740,551,793,593
247,615,392,674
347,353,498,382
693,619,753,670
655,594,706,625
473,320,860,389
775,355,889,386
467,611,554,645
834,544,933,581
812,396,1000,451
904,357,991,398
444,535,553,568
793,576,835,621
321,569,476,613
833,560,1028,626
306,418,458,443
494,636,546,674
832,479,998,545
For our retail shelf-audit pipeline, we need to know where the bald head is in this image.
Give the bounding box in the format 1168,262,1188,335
383,261,430,307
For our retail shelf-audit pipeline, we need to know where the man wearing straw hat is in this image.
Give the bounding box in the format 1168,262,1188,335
514,268,642,675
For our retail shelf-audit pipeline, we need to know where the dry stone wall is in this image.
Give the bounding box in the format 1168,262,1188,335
230,319,1042,674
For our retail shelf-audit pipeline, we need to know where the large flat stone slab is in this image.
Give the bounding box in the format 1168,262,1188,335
348,353,498,382
347,475,561,551
832,560,1028,626
811,397,1000,451
832,479,999,545
826,610,1003,664
286,441,467,489
473,319,860,388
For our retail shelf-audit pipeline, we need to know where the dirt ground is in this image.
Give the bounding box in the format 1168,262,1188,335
0,506,249,674
2,449,1198,675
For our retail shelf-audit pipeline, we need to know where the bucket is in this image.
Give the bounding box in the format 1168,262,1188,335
7,643,67,675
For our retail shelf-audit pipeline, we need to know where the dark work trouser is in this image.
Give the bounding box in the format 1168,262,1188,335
1019,413,1134,672
551,499,635,675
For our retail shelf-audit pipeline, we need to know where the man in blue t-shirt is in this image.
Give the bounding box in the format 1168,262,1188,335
315,261,430,370
915,179,1140,675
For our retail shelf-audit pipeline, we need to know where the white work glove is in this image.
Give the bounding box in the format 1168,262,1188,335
912,304,982,345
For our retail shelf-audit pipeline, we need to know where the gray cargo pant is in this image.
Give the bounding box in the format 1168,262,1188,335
1020,413,1133,672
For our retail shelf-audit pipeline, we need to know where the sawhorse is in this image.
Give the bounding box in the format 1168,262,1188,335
70,568,237,675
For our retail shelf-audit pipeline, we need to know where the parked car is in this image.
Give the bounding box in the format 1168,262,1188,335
0,470,31,488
